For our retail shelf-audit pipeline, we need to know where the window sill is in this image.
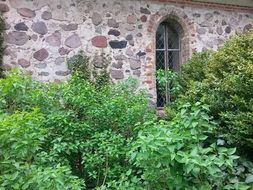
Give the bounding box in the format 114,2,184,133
157,107,166,118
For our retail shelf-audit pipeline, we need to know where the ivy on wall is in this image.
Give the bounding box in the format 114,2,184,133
67,51,111,88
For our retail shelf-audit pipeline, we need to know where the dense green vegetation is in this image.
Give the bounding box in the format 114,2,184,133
178,31,253,155
0,55,154,189
0,32,252,189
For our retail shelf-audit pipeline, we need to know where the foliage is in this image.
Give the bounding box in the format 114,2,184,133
42,73,154,188
204,32,253,150
1,36,253,189
0,69,54,114
156,69,182,104
0,15,5,78
179,51,213,93
0,68,154,189
177,31,253,152
156,69,183,120
67,51,111,88
155,51,212,107
0,110,84,189
130,102,251,189
97,172,144,190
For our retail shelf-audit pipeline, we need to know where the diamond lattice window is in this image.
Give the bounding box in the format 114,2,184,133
156,21,181,108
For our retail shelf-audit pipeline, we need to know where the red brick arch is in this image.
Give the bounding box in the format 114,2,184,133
144,7,196,104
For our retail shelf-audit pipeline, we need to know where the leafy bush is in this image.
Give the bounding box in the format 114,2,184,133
178,32,253,152
1,42,253,189
179,51,212,92
204,32,253,150
43,73,154,188
0,67,154,189
130,102,251,189
67,51,111,88
0,110,84,189
0,70,54,114
156,69,182,104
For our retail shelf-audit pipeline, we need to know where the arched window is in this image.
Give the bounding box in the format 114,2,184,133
156,19,183,108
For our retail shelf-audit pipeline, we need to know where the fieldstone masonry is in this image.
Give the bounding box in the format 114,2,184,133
1,0,253,102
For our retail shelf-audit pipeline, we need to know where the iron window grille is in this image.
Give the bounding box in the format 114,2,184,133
156,21,181,108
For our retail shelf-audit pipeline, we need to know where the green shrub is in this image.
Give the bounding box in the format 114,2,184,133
178,32,253,152
0,68,155,189
0,110,84,189
1,41,253,189
204,32,253,150
179,51,212,92
42,74,154,188
156,69,182,104
67,51,111,88
0,70,55,114
130,102,251,189
156,51,212,117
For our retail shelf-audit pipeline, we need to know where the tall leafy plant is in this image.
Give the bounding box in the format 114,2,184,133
0,68,155,189
0,110,84,189
177,32,253,154
130,102,251,189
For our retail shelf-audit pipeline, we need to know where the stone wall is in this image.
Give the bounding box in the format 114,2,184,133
1,0,252,100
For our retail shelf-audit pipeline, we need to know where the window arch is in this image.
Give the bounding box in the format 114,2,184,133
156,19,184,108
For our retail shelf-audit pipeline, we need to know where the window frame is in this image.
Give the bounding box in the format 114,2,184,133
156,21,181,108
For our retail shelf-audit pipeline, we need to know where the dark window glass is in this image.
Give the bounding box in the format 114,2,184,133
167,27,179,49
156,25,165,49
